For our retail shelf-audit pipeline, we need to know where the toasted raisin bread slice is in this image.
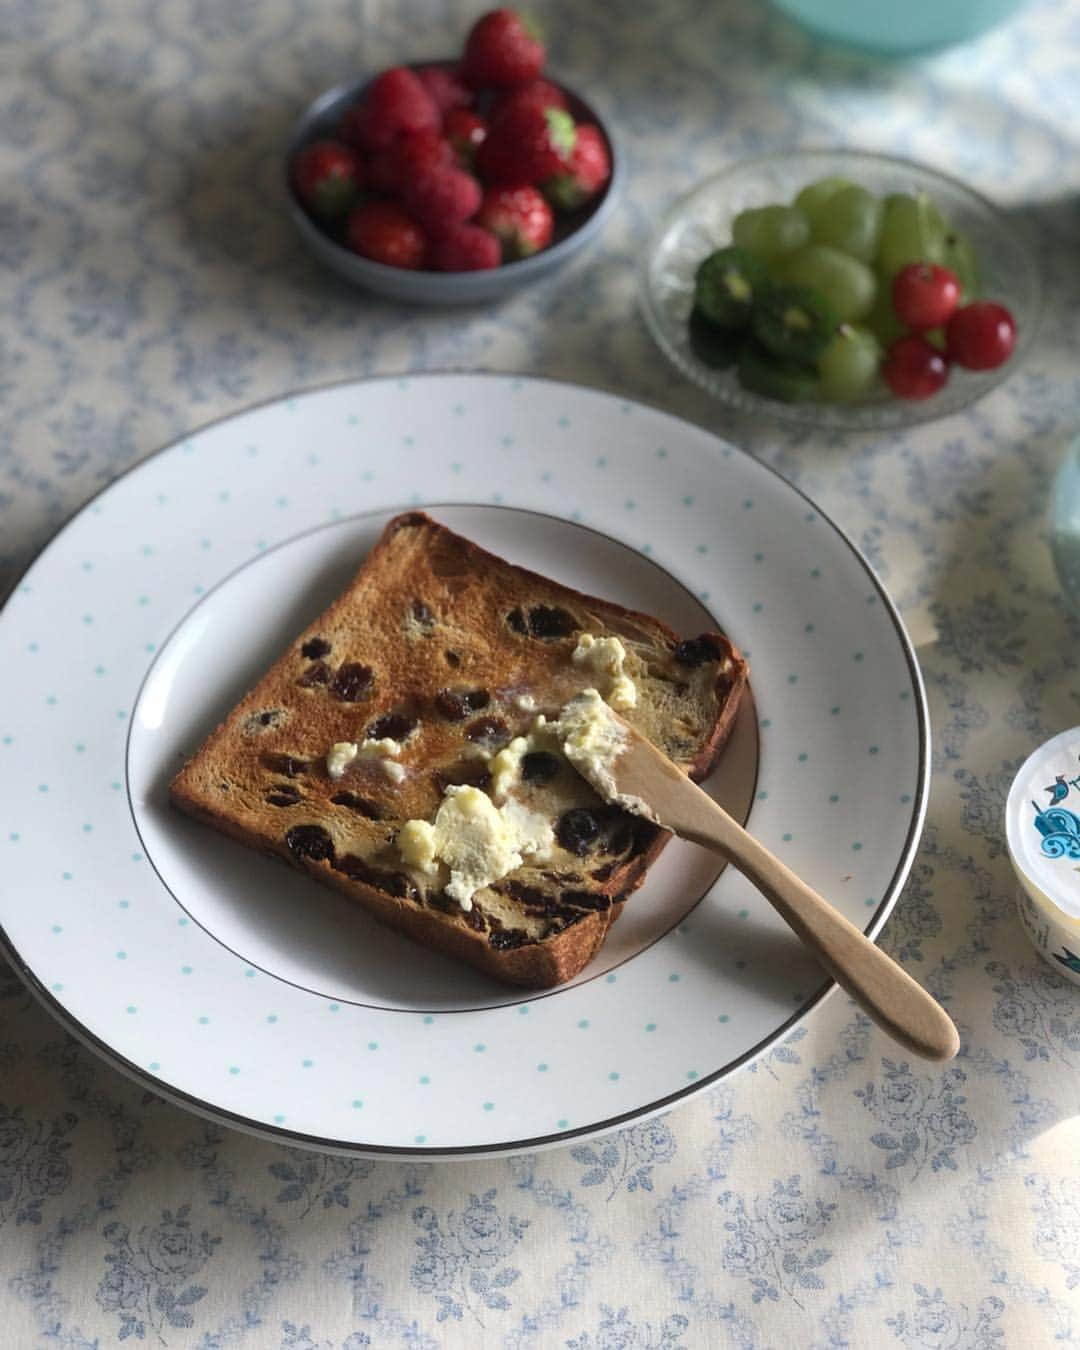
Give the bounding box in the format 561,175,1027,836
169,511,749,988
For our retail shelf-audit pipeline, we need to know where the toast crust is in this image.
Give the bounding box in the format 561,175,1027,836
169,511,749,989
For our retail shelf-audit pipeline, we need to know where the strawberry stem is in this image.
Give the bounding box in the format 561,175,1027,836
545,107,577,156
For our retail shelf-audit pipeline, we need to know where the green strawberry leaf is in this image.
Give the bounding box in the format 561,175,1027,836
545,107,577,157
520,12,544,44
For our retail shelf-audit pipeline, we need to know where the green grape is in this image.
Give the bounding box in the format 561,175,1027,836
793,177,856,227
883,193,947,233
817,324,882,402
693,246,769,328
865,272,906,348
731,205,810,263
943,228,980,302
876,192,947,279
921,196,949,242
752,284,838,363
780,244,876,323
809,185,883,263
737,340,818,403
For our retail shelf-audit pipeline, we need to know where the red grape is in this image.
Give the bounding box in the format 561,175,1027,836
891,262,960,330
945,301,1016,370
882,335,949,400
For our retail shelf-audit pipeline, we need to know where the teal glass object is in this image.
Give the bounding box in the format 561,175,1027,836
1050,437,1080,617
771,0,1027,53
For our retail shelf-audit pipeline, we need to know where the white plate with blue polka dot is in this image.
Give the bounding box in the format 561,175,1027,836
0,374,928,1158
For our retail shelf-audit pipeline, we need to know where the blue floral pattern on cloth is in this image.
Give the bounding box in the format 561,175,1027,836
3,0,1080,1345
410,1190,529,1323
96,1207,222,1341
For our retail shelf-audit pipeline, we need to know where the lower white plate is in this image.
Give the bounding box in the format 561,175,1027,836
0,374,928,1157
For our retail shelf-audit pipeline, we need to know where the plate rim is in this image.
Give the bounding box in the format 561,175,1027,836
0,370,931,1158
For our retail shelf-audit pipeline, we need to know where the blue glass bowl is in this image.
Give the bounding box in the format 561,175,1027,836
771,0,1027,54
1050,437,1080,615
285,67,620,306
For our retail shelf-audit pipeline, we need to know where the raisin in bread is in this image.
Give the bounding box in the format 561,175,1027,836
169,511,749,988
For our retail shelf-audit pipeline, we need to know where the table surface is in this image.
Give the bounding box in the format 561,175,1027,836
3,1,1080,1346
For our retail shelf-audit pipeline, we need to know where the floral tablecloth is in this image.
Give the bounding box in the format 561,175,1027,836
3,1,1080,1346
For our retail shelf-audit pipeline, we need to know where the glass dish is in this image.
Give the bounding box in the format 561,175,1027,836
640,149,1042,431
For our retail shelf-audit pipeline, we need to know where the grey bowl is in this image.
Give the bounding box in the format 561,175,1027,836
285,66,621,306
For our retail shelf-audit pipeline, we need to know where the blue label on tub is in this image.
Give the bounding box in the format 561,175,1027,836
1053,945,1080,975
1030,800,1080,861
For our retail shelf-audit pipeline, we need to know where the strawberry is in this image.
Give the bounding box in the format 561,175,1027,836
415,64,473,116
367,128,452,196
476,103,575,186
544,123,610,209
402,165,482,233
339,67,439,153
475,185,553,259
430,222,501,271
346,201,427,269
462,8,545,89
490,78,567,121
292,140,364,219
443,108,487,168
